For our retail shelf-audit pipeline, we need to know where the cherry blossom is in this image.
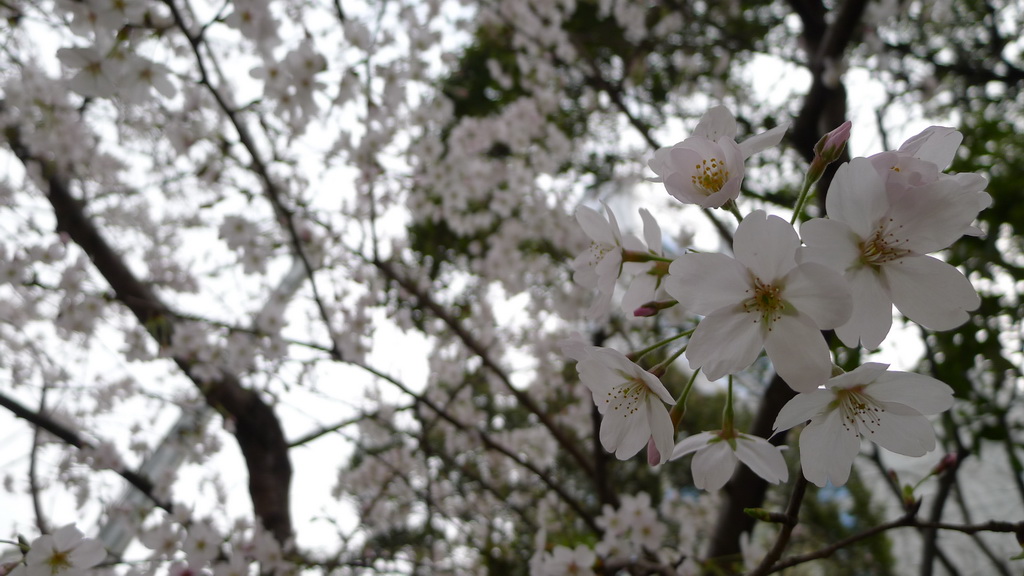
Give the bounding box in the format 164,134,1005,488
800,157,984,349
649,106,788,208
773,362,954,487
10,525,106,576
670,429,788,491
563,342,675,462
621,208,671,315
666,210,851,392
572,203,643,319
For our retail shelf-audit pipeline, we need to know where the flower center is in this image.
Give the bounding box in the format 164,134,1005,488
860,219,912,266
46,550,73,575
836,386,885,437
742,277,785,328
607,374,647,418
691,156,729,195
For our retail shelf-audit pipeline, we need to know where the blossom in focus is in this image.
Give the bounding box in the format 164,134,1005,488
665,211,851,392
562,342,675,463
773,362,954,487
572,203,643,319
670,429,788,491
649,106,788,208
11,525,106,576
799,157,984,349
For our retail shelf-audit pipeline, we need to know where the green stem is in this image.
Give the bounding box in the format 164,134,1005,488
627,329,692,363
790,170,819,225
723,200,744,223
722,376,736,435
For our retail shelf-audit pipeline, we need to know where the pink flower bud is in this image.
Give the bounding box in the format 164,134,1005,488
647,436,662,466
813,120,852,163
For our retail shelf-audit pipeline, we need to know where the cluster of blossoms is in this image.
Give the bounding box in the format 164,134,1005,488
567,106,987,493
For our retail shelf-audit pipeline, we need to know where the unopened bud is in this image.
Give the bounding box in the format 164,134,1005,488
647,436,662,467
633,300,677,317
931,452,959,475
813,120,852,163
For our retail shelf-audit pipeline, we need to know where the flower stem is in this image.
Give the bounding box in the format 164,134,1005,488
722,376,736,435
627,329,692,363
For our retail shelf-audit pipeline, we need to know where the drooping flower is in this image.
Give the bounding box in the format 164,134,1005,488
773,362,954,487
572,203,643,319
670,429,788,491
13,525,106,576
665,210,851,392
799,157,984,349
621,208,671,315
649,106,788,208
562,342,675,463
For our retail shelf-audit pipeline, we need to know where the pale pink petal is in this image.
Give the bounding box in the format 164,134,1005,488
575,205,616,245
640,370,675,406
738,122,789,158
887,179,986,253
692,440,737,490
693,105,738,142
602,407,648,460
734,434,788,483
866,372,954,414
799,409,860,487
783,262,852,329
884,255,979,331
825,158,889,239
773,390,832,432
764,313,833,392
732,211,799,280
836,266,892,349
69,538,106,570
798,218,860,273
898,126,961,169
686,306,764,381
827,362,890,389
666,253,749,313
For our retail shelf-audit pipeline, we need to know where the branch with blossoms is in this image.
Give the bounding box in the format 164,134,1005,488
544,104,1003,573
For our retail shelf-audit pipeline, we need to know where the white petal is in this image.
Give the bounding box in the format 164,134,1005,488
836,266,893,349
870,411,937,457
735,434,788,483
639,208,663,253
692,440,737,490
739,122,789,158
884,255,979,331
648,397,676,466
866,372,954,414
686,306,764,381
773,389,832,432
666,253,748,313
798,218,861,273
671,431,718,460
887,179,986,253
764,313,833,392
783,262,852,329
825,158,889,239
693,106,738,142
621,273,657,315
799,409,860,487
575,205,616,245
733,211,799,281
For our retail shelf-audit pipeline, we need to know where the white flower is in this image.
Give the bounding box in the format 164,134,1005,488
621,208,670,315
670,430,788,491
571,203,643,319
666,210,851,392
800,157,984,349
773,362,954,487
57,47,118,98
869,126,990,237
564,343,675,462
539,545,596,575
649,106,788,208
16,525,106,576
